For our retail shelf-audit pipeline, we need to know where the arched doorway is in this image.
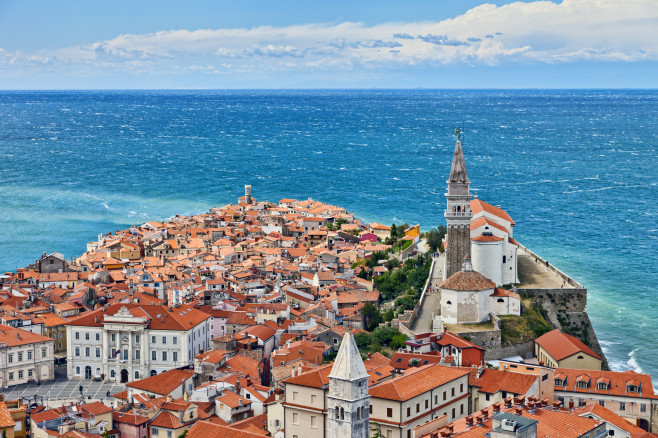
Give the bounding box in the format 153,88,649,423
120,369,129,383
150,370,157,376
85,366,92,379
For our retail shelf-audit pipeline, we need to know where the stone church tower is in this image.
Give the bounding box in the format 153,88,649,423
444,138,472,279
327,331,370,438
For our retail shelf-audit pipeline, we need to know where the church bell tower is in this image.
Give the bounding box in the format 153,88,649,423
444,131,472,279
327,331,370,438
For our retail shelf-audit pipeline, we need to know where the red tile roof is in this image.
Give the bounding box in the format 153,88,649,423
554,368,657,399
535,329,601,361
186,420,264,438
126,369,194,396
470,199,516,226
0,324,53,347
440,271,495,291
369,364,469,401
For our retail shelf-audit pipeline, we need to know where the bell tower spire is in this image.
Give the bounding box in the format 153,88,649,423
327,330,370,438
444,130,472,279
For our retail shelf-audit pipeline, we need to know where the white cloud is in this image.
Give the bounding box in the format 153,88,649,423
1,0,656,76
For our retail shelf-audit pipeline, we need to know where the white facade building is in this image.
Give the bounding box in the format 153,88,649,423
66,304,212,383
0,325,54,388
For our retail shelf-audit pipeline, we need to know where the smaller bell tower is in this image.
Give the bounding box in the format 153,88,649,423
327,330,370,438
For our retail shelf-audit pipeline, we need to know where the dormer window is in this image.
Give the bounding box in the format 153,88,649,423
577,381,589,389
596,382,608,390
627,384,639,392
554,379,564,386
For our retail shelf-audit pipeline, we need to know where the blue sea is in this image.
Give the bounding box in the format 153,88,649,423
0,90,656,379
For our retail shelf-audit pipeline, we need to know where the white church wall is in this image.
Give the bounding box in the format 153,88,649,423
472,241,503,286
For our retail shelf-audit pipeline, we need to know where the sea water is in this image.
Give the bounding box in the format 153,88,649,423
0,89,656,379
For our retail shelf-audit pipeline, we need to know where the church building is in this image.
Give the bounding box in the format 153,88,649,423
443,136,519,287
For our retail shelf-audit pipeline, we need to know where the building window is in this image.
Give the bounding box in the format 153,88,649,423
486,394,491,401
18,352,23,361
597,382,608,390
461,404,464,415
152,428,159,435
28,351,32,360
152,351,157,361
452,388,455,397
577,381,589,389
18,371,23,379
136,350,141,360
152,336,156,343
311,415,317,428
162,336,167,344
292,413,299,425
85,347,90,357
311,395,316,404
407,407,411,417
75,332,80,340
86,333,90,340
640,404,647,413
96,348,101,358
8,373,13,380
460,383,464,392
96,333,100,341
369,405,373,414
425,400,429,409
76,366,80,375
8,354,12,363
619,402,626,411
416,403,420,413
503,256,507,263
387,407,393,418
452,408,456,419
555,379,564,386
443,391,447,401
627,385,639,392
599,400,605,406
75,347,80,356
173,337,177,344
292,392,298,401
172,351,177,362
111,370,115,378
112,334,116,342
162,351,167,361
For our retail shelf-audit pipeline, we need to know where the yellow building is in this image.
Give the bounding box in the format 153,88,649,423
40,313,68,355
534,329,602,371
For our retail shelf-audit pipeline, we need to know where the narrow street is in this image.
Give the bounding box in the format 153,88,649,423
410,252,444,333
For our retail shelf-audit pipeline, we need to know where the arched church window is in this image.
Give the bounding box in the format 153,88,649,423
356,408,360,420
446,301,452,305
497,298,504,303
503,256,507,263
457,206,461,212
340,407,344,420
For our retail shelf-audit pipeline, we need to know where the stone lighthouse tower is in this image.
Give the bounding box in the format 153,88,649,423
327,330,370,438
444,134,472,279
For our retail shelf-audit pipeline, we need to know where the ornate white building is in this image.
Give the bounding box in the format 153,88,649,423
65,303,212,383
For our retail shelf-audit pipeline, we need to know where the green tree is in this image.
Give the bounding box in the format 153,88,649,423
353,331,373,348
361,302,383,331
426,225,446,253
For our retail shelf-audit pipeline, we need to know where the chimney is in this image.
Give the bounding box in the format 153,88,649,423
475,416,483,426
129,279,134,297
540,399,549,408
166,395,173,402
553,400,562,409
178,409,184,423
465,416,474,427
504,398,513,408
235,379,241,395
492,403,501,413
514,407,523,415
480,409,489,420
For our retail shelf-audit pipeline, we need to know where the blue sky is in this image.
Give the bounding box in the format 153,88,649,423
0,0,656,88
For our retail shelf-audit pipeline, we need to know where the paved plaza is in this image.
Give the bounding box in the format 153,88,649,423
1,367,126,405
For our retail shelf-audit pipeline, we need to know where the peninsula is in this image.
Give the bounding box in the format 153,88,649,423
0,140,655,438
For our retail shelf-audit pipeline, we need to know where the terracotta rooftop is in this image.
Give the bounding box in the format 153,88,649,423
535,329,601,361
125,368,194,396
440,271,496,291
